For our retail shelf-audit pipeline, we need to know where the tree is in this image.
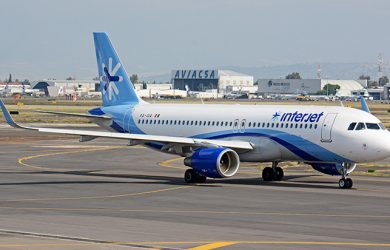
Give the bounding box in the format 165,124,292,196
7,73,12,83
130,74,138,84
359,74,370,81
368,81,379,88
66,76,74,80
285,72,301,79
22,79,30,85
316,84,340,95
379,76,389,86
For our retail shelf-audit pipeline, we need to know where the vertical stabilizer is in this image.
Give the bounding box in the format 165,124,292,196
93,32,142,106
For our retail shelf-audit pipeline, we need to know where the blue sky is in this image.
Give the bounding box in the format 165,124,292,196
0,0,389,80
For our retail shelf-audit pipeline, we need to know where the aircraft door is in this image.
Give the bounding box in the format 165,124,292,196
321,113,337,142
233,119,239,133
239,119,246,133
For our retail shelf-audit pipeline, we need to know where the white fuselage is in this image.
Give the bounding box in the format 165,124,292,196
102,103,390,164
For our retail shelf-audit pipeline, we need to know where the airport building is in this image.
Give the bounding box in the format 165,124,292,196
171,69,254,94
30,80,99,97
257,79,367,96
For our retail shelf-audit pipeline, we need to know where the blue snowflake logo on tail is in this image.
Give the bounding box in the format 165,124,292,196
100,57,123,100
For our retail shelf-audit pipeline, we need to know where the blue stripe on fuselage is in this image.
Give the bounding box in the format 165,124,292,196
108,115,350,163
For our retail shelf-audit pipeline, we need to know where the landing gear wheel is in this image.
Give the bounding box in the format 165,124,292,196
345,178,353,189
197,175,207,183
184,169,196,183
339,178,353,189
273,167,284,181
184,169,206,183
262,167,274,181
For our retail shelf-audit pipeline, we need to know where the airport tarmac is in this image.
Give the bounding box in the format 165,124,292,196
0,125,390,249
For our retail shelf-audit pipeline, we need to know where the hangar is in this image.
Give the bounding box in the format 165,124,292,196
171,69,254,94
257,79,367,96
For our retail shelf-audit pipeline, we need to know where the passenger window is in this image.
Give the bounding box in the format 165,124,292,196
366,123,380,130
276,123,279,128
158,120,161,125
262,123,265,127
271,123,274,128
300,124,303,128
305,124,308,129
295,124,298,128
314,124,318,129
309,124,312,129
248,122,251,127
348,122,357,130
216,121,219,126
355,122,366,130
267,123,270,128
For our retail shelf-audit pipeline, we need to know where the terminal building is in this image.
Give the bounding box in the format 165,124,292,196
257,79,367,97
171,69,254,94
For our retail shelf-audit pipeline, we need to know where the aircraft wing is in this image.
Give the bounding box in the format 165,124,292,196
0,99,253,150
32,110,112,120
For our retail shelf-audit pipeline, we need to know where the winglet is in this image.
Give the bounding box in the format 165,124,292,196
360,96,370,113
0,98,36,130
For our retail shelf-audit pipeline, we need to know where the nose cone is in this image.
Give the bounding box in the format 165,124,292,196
375,132,390,161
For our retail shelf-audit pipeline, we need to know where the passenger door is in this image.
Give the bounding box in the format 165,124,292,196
233,119,239,133
239,119,246,133
321,113,337,142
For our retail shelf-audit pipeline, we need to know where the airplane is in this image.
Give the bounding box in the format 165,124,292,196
1,32,390,189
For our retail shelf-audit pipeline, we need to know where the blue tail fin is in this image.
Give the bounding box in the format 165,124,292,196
93,32,141,106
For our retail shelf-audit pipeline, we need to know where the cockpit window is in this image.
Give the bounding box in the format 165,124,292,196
366,123,380,130
348,122,356,130
355,122,366,130
379,123,386,130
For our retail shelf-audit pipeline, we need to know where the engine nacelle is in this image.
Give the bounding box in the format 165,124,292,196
184,148,240,178
310,162,357,176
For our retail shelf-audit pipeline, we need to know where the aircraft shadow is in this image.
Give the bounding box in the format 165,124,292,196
0,169,340,189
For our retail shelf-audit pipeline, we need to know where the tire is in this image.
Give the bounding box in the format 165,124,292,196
197,175,207,183
346,178,353,189
339,178,346,188
273,167,284,181
262,167,274,181
184,169,195,183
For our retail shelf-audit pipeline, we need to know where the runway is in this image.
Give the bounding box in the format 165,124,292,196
0,126,389,249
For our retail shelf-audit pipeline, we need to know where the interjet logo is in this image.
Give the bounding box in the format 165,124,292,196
273,111,324,123
100,57,123,100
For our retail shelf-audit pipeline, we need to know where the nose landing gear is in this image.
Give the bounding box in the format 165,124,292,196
338,163,353,189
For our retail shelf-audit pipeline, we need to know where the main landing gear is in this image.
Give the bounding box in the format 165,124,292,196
338,163,353,189
262,162,284,181
184,169,206,183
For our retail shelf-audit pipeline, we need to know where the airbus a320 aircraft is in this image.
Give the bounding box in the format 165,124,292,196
1,32,390,189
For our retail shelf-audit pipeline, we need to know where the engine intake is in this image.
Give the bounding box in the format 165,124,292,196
184,148,240,178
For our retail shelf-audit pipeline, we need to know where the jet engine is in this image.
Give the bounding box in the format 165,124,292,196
184,148,240,178
310,162,357,176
